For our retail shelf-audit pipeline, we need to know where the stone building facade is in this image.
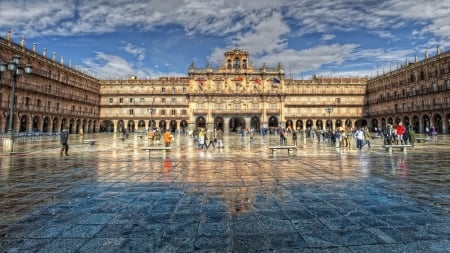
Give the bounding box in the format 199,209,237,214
367,47,450,134
1,32,450,135
99,48,367,134
0,34,100,135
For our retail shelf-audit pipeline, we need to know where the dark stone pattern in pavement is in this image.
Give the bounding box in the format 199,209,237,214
0,133,449,252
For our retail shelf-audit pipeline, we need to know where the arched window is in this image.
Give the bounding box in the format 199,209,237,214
234,57,240,69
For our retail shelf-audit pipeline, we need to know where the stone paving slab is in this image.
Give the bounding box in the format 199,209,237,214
0,133,449,252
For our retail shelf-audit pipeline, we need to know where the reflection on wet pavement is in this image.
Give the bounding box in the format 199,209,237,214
0,133,449,252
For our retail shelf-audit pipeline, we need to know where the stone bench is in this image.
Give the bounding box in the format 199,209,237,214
416,138,431,143
383,144,413,152
82,139,96,145
268,146,297,154
142,147,171,154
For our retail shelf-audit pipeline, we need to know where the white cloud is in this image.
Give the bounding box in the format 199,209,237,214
120,42,146,61
320,34,335,42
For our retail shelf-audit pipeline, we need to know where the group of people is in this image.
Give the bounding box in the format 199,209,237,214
382,123,416,146
147,128,173,147
194,128,224,150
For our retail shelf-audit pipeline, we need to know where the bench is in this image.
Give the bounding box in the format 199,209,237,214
82,139,97,145
383,144,413,152
416,137,431,143
142,147,171,154
268,146,297,154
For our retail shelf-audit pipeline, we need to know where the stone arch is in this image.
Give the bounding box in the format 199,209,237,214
250,116,260,131
213,117,224,131
43,116,51,133
169,120,177,133
268,116,278,128
229,116,245,132
295,120,303,130
101,120,114,132
196,116,206,129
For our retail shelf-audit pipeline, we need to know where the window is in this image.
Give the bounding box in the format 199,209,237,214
183,86,187,93
140,98,144,104
25,97,30,106
72,105,75,112
161,87,166,93
37,99,41,107
129,109,134,115
171,98,176,104
171,109,176,116
181,109,187,115
129,98,133,103
234,57,240,69
172,87,176,93
119,98,123,104
109,98,113,104
160,109,166,115
161,98,166,104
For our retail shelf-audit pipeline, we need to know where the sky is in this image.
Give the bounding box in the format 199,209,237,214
1,0,450,80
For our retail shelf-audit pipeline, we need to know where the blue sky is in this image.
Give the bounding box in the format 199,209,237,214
1,0,449,80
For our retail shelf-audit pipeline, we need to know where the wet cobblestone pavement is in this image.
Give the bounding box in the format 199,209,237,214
0,133,449,252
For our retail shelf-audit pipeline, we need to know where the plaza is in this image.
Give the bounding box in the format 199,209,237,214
0,132,449,252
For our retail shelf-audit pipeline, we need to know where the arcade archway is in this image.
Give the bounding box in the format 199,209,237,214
229,116,245,132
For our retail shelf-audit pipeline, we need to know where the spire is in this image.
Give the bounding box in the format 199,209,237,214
52,52,56,61
437,46,441,55
425,50,429,59
6,29,11,45
33,43,37,53
43,48,47,57
20,37,25,48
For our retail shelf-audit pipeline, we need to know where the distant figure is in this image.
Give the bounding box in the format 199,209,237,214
163,130,172,147
147,129,154,146
60,128,69,156
216,129,224,148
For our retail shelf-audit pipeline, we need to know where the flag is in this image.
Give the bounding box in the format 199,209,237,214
197,77,204,90
272,77,280,86
254,78,261,85
234,75,244,81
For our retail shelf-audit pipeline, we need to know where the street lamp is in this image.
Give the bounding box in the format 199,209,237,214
0,55,32,153
147,108,153,129
325,106,333,130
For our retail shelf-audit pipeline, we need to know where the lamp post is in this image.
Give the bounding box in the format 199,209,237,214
0,55,32,153
147,108,153,129
325,106,333,130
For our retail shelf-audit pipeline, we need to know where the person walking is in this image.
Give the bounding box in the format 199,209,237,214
216,128,224,148
60,127,69,156
292,130,298,146
363,127,371,149
354,127,364,151
206,129,216,149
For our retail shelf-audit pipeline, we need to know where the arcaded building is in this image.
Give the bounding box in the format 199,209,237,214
367,47,450,134
0,33,100,135
99,48,367,134
1,32,449,135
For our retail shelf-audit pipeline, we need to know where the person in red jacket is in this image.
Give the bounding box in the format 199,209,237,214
396,122,406,144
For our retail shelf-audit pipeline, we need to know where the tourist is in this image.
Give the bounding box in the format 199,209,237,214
163,130,172,147
60,127,69,156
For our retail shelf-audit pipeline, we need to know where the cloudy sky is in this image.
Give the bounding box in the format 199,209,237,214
1,0,449,80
